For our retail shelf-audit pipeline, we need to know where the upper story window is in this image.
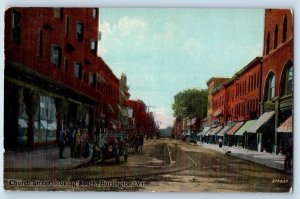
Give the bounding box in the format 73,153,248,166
280,62,293,96
266,32,270,55
264,72,275,101
90,40,97,54
76,22,84,41
38,30,42,57
53,8,63,19
51,45,62,67
274,24,278,49
74,62,82,79
12,10,21,43
92,8,97,19
90,73,96,87
283,15,287,43
65,16,69,35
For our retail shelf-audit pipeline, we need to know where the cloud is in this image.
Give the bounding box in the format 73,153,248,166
182,38,203,58
154,111,175,129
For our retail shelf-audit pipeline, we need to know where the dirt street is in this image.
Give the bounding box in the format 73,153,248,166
4,140,292,192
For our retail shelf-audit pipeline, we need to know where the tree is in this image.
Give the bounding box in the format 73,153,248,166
172,88,207,119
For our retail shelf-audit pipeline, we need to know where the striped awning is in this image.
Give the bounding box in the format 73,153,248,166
248,111,275,133
234,120,257,136
277,116,293,133
197,126,210,136
227,122,244,135
216,125,232,136
207,126,223,136
213,110,223,117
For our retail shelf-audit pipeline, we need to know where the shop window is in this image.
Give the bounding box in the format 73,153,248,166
12,10,21,42
283,15,287,43
74,62,82,79
51,45,62,67
76,22,84,41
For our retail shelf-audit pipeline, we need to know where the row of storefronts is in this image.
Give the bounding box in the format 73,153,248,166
4,8,156,151
203,9,293,154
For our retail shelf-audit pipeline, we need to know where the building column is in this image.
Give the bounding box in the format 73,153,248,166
274,97,280,154
88,107,96,139
55,98,62,141
4,83,21,151
24,89,39,149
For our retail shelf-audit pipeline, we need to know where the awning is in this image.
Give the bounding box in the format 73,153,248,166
197,126,210,136
234,120,257,136
227,122,244,135
191,118,196,125
213,110,223,117
207,126,223,136
247,111,275,133
277,116,293,133
216,125,232,136
18,119,28,128
117,104,129,117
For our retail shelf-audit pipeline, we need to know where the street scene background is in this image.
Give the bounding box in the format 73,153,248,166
3,7,293,192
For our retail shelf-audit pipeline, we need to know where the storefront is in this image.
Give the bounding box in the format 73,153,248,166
226,122,244,147
234,120,257,148
277,115,293,154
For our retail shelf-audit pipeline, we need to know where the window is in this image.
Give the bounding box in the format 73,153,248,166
266,32,270,55
74,62,82,79
280,62,293,96
38,30,42,57
53,8,62,19
90,40,97,54
64,58,68,72
274,24,278,49
265,72,275,101
65,16,69,35
76,22,84,41
90,73,96,87
51,45,62,67
283,15,287,43
92,8,97,19
12,10,21,42
254,75,256,90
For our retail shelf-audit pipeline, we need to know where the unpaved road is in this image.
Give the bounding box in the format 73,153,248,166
4,140,292,192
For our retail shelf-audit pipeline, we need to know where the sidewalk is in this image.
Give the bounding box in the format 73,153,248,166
4,146,92,170
197,142,291,173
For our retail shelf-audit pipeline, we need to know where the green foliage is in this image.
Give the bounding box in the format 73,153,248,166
172,88,208,119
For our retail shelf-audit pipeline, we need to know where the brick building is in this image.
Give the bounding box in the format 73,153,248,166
260,9,293,153
206,77,230,125
5,8,101,150
208,9,293,153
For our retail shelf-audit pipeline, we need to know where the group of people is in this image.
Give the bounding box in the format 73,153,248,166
129,134,145,154
58,127,90,159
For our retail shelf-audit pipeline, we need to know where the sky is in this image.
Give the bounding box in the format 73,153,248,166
98,8,264,129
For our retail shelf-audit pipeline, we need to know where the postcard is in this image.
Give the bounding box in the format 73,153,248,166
3,8,293,192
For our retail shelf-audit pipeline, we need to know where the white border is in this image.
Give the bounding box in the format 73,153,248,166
0,1,298,199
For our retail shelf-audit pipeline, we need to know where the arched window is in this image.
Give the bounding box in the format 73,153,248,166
280,62,293,96
283,15,287,43
274,24,278,49
264,72,275,101
266,32,270,54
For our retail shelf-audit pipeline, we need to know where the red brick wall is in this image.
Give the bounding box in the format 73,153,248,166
5,8,100,101
262,9,293,100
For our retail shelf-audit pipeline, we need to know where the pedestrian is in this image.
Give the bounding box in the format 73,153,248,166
81,129,89,158
138,135,144,154
219,138,223,148
58,129,66,159
73,128,81,158
69,128,76,158
284,139,293,170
